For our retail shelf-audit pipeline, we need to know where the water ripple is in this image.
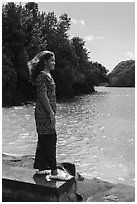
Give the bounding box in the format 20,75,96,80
2,87,135,186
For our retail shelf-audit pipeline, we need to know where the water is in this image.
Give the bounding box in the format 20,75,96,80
2,87,135,186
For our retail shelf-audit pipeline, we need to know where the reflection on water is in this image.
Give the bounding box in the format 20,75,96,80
2,87,135,186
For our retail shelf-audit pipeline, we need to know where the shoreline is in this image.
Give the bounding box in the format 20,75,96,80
2,153,135,202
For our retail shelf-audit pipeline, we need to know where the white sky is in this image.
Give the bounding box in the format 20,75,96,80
37,1,135,72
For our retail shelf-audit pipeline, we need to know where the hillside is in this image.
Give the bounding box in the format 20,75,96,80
107,60,135,87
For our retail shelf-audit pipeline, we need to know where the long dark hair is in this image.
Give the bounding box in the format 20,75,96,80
28,51,54,85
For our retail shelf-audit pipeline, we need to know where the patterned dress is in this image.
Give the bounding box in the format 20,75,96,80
35,72,56,135
33,72,57,170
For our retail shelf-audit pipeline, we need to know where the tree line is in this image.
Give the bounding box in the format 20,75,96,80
2,2,108,106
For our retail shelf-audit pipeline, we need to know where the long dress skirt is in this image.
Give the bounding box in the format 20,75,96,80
34,132,57,171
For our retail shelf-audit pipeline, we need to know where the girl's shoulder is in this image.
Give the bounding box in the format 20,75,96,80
36,72,53,87
36,73,47,87
36,72,48,82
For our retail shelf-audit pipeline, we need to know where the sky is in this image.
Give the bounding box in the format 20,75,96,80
2,1,135,72
36,1,135,72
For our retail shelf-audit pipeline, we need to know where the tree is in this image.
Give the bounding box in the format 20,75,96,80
2,53,17,106
21,2,47,60
71,37,90,72
2,2,109,106
107,60,135,87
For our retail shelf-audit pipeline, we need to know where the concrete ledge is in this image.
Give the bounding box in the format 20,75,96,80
3,177,76,202
2,154,135,202
2,156,78,202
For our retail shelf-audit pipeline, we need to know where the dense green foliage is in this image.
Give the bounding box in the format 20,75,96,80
107,60,135,87
2,2,108,106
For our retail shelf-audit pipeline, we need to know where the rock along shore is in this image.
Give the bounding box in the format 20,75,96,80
2,154,135,202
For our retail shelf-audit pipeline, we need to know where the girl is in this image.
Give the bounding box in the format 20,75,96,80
28,51,58,177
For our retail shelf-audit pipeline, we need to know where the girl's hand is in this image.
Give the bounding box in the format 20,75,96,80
50,113,56,125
